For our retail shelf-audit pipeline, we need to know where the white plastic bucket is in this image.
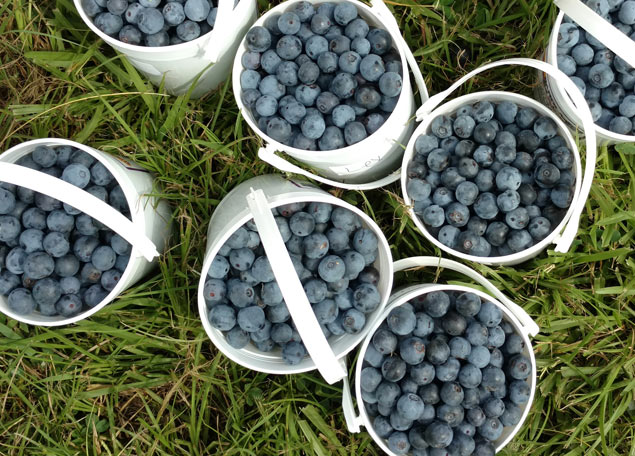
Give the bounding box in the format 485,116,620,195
197,174,394,384
74,0,257,98
0,138,171,326
542,0,635,145
233,0,430,190
401,58,597,266
341,256,539,455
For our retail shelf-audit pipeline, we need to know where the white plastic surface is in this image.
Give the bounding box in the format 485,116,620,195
0,138,171,326
404,58,597,264
343,256,538,456
245,188,346,384
545,11,635,144
234,0,428,189
74,0,257,98
197,175,394,376
554,0,635,68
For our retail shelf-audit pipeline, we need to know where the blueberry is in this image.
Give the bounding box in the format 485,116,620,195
426,337,451,365
94,12,124,36
7,287,36,315
619,0,635,23
477,417,503,441
378,72,402,97
427,148,450,173
453,115,476,139
363,113,385,135
333,2,357,25
300,233,328,260
424,421,453,449
557,22,580,48
609,116,633,134
445,202,470,227
367,28,392,55
557,54,577,76
528,216,551,240
359,54,385,82
397,393,425,421
351,36,371,56
329,72,357,99
408,179,433,202
421,205,445,228
352,283,380,312
341,308,366,333
281,341,307,365
372,327,397,355
373,414,394,438
382,356,407,382
495,101,518,124
245,26,271,53
316,126,343,150
55,293,82,317
588,63,615,88
355,85,381,110
99,269,120,291
82,0,103,17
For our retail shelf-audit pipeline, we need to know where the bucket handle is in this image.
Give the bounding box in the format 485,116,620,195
369,0,429,102
554,0,635,69
258,143,401,190
393,256,539,336
0,163,159,262
415,57,597,254
245,188,347,385
202,0,241,62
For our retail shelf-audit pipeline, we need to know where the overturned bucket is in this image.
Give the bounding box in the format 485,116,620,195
74,0,257,98
341,256,539,455
197,174,393,384
233,0,429,190
0,138,171,326
401,58,597,266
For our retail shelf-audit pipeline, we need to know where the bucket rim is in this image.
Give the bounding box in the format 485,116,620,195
231,0,417,162
400,90,584,266
0,138,150,326
197,187,394,375
353,283,537,455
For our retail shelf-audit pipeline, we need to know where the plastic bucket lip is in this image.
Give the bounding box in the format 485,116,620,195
401,90,584,266
0,138,150,326
354,283,537,456
547,11,635,144
197,184,394,375
231,0,414,163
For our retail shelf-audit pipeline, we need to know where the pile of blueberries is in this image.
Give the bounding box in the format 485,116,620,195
239,1,404,150
0,146,131,318
361,291,532,456
405,100,576,257
556,0,635,135
203,201,382,365
81,0,218,46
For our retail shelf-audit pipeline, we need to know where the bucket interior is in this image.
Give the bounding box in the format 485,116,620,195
401,91,583,266
198,193,393,375
354,284,537,455
0,139,148,326
232,0,416,164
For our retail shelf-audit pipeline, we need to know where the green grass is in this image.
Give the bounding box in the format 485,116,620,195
1,0,634,455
